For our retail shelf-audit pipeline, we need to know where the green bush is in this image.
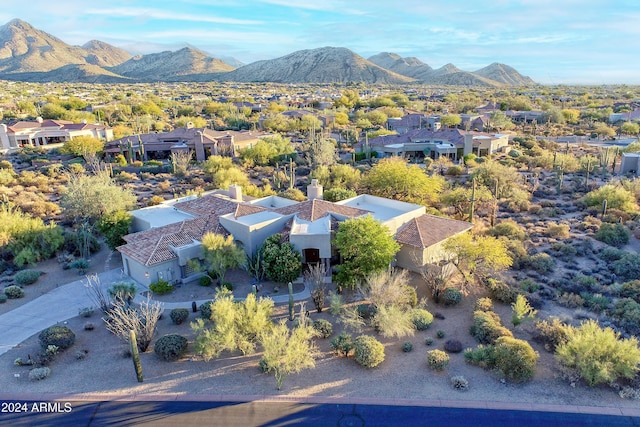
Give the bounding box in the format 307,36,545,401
450,375,469,391
0,293,7,303
29,367,51,381
14,269,42,285
4,285,25,299
620,280,640,303
108,282,137,302
411,309,434,331
493,337,538,383
470,310,513,345
199,276,212,287
403,285,418,308
524,253,555,273
555,320,640,386
425,337,434,346
611,298,640,325
427,349,450,370
154,334,188,361
199,301,214,320
170,308,190,325
436,330,446,339
464,345,496,368
149,279,173,295
600,247,625,262
613,253,640,281
442,287,462,306
534,317,572,352
484,278,518,304
488,219,525,241
474,297,493,312
330,332,354,357
356,303,377,320
595,223,630,248
221,282,233,292
353,335,385,368
38,325,75,350
444,339,463,353
78,307,94,318
402,342,414,352
312,319,333,338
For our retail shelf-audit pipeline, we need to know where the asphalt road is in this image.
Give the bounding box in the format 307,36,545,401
2,400,639,427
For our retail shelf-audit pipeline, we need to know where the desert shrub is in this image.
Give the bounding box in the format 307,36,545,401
425,337,434,346
600,247,626,262
328,293,344,315
470,310,513,345
611,298,640,325
534,317,572,352
147,195,165,206
557,292,585,308
108,282,137,302
403,285,418,308
546,223,570,238
14,269,41,285
488,219,525,240
436,330,446,339
550,243,577,261
427,349,450,370
613,253,640,281
444,339,464,353
356,303,377,320
555,320,640,386
78,307,94,318
446,165,463,176
313,319,333,338
84,322,95,331
69,258,89,274
620,280,640,303
584,185,637,214
104,296,163,353
520,278,540,293
199,301,214,320
221,282,233,291
450,375,469,391
580,292,610,312
29,367,51,381
442,287,462,306
524,253,555,273
595,223,630,248
411,309,434,330
493,337,538,383
39,325,75,350
0,294,7,303
353,335,385,368
199,276,212,287
149,279,173,295
474,297,493,312
511,294,538,326
330,332,354,357
464,345,496,368
154,334,188,361
484,278,518,304
4,285,25,299
402,341,414,352
170,308,190,325
75,349,88,360
258,357,270,373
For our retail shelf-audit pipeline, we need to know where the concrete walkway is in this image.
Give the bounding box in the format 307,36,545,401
0,271,310,356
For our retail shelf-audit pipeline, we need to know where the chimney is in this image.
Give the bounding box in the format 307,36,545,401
307,179,323,201
229,184,242,202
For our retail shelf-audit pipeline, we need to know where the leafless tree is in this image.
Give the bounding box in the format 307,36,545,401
104,294,163,352
171,150,193,177
304,263,326,312
84,274,111,314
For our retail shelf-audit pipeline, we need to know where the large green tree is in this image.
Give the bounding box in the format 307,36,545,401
59,172,137,225
362,157,443,206
97,210,133,250
60,136,105,157
260,234,302,284
333,215,400,288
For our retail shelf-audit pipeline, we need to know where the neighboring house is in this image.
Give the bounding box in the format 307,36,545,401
117,181,472,286
361,128,509,162
609,109,640,124
387,113,431,134
103,125,272,162
620,152,640,175
0,118,113,149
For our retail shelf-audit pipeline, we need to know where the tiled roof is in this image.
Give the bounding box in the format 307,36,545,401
173,195,238,217
395,214,472,248
274,199,369,221
235,203,268,218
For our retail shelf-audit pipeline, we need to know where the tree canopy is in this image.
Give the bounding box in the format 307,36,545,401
333,215,400,288
201,233,245,285
362,157,443,206
260,234,302,284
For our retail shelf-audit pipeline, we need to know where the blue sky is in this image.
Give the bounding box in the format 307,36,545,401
1,0,638,84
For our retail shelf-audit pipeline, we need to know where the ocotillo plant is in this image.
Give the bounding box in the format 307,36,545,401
288,282,294,321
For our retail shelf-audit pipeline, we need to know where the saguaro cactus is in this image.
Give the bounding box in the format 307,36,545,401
129,329,143,383
288,282,295,321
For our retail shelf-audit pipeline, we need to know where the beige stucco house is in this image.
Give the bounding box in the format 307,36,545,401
117,181,472,286
0,118,113,149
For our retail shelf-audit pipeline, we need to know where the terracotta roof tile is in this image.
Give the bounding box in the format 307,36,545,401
235,203,268,218
274,199,369,221
396,214,472,248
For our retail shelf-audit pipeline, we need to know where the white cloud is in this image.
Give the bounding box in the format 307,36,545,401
85,7,262,25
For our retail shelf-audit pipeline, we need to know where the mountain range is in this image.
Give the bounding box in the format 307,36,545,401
0,19,535,86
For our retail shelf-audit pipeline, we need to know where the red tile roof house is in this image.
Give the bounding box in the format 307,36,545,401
0,118,114,149
117,181,472,286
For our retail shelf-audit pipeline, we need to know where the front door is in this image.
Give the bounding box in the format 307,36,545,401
303,248,320,264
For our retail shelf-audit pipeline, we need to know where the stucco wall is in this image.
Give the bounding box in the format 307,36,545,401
122,255,179,286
